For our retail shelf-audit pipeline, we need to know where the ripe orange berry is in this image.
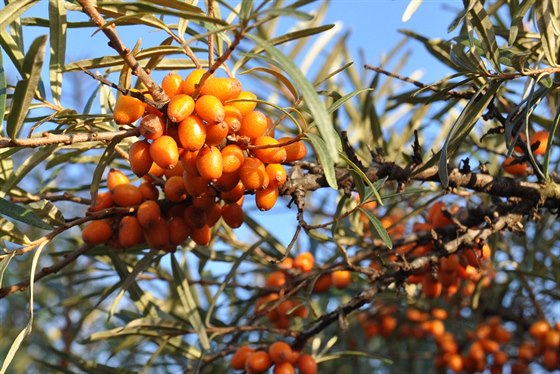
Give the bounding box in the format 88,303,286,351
89,191,113,212
113,93,146,124
238,111,268,139
221,144,245,173
502,156,530,176
143,162,165,182
144,218,171,250
312,274,332,293
129,140,154,178
137,200,161,229
278,137,307,162
180,69,207,96
295,354,317,374
439,254,460,273
446,353,463,372
111,184,143,207
164,175,188,202
427,201,453,228
252,136,287,164
191,224,211,246
183,172,210,197
200,77,242,103
543,349,560,371
180,149,200,176
529,320,551,340
107,169,130,191
167,94,195,123
220,180,246,203
139,113,165,140
255,185,279,211
293,252,314,273
205,121,228,146
164,160,185,179
266,164,287,187
161,72,183,98
150,135,179,170
183,205,207,229
268,341,293,364
529,130,549,155
544,329,560,348
82,220,113,245
422,273,443,298
196,146,223,180
245,351,272,374
224,105,243,134
273,362,295,374
118,215,144,248
205,202,222,227
195,95,225,123
231,91,257,115
231,346,255,371
168,216,191,246
221,203,244,228
265,271,287,288
177,115,206,151
215,170,240,192
331,270,352,289
239,157,269,190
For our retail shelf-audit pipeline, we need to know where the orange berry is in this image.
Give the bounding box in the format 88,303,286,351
215,170,240,192
379,314,398,337
220,180,246,203
144,219,170,250
183,172,210,197
191,224,211,246
529,130,549,155
113,93,146,124
150,135,179,170
164,175,188,202
137,200,161,229
191,189,217,210
406,308,429,323
224,105,243,134
255,185,278,211
168,216,191,246
293,252,314,273
544,329,560,348
231,91,257,115
195,95,225,123
205,202,222,227
312,273,332,293
265,271,287,288
266,164,287,187
295,354,317,374
493,350,508,366
278,137,307,162
180,149,200,175
200,77,242,103
446,353,463,372
221,203,244,228
221,144,245,174
164,159,185,179
143,162,165,182
111,184,143,207
427,201,453,228
118,215,144,248
139,113,165,140
517,341,535,361
129,140,153,178
177,115,206,151
331,270,352,289
273,362,295,374
82,220,113,245
89,191,113,212
167,94,195,123
107,169,130,191
529,320,551,340
183,205,207,229
422,273,443,298
231,346,255,371
543,349,560,371
268,341,293,364
180,69,207,96
245,351,272,374
238,111,268,139
431,308,448,320
161,72,183,98
239,157,269,190
502,156,530,176
252,136,287,164
205,121,229,146
439,254,460,273
196,146,223,180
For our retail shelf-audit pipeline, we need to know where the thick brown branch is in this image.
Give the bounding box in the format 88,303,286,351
0,128,139,148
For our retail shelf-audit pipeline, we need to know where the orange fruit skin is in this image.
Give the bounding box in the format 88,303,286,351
221,144,245,174
195,95,225,123
205,202,222,227
239,157,269,191
279,137,307,162
502,156,530,176
180,69,207,96
82,220,113,245
529,320,551,340
293,252,314,273
180,149,201,176
196,146,223,181
129,140,154,178
150,135,179,170
200,77,242,103
144,219,171,250
255,185,279,211
427,201,453,228
238,111,268,139
137,200,162,229
422,273,443,298
143,162,165,182
221,203,244,228
113,93,146,124
107,169,130,191
230,346,255,370
529,130,549,155
265,164,287,187
89,192,114,212
223,105,243,134
220,180,246,204
265,271,287,288
161,73,183,98
164,175,188,202
295,354,317,374
268,341,294,365
252,136,287,164
183,172,210,198
111,184,144,207
167,94,195,123
118,215,144,248
178,115,206,151
245,351,272,374
205,121,228,146
168,216,191,246
273,362,296,374
139,113,165,140
331,270,352,289
230,91,257,115
191,224,211,246
312,273,332,293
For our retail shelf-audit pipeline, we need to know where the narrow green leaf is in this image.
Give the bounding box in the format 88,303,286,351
358,207,392,249
509,0,535,45
0,52,6,126
0,30,25,76
402,0,423,22
240,0,253,20
536,1,559,66
1,144,58,194
6,35,48,139
339,153,383,205
246,34,340,164
0,197,52,229
0,217,31,245
467,0,501,72
0,250,16,287
306,132,338,189
0,0,39,32
49,0,66,106
241,66,299,102
543,105,560,179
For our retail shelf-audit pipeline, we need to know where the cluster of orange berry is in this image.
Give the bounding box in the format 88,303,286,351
230,342,317,374
502,130,549,176
519,319,560,371
82,69,307,250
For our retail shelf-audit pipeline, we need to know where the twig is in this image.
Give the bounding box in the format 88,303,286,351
0,128,139,148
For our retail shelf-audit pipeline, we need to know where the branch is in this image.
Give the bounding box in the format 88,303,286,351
0,128,139,148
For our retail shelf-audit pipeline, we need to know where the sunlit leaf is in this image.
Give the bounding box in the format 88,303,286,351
358,207,392,249
49,0,66,106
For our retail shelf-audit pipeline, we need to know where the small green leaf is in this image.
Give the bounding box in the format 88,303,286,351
49,0,66,106
0,197,52,229
0,0,39,32
358,208,392,249
0,217,31,245
306,132,338,189
0,52,6,126
241,66,299,102
467,0,501,72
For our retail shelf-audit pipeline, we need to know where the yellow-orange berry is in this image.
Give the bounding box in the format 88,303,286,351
144,219,170,250
200,77,242,103
164,175,188,202
178,115,206,151
129,140,153,178
268,341,293,364
223,105,243,134
118,215,144,248
180,69,207,96
195,95,225,123
111,184,143,207
252,136,287,164
161,72,183,98
168,216,191,246
196,146,223,180
150,135,179,170
113,93,146,124
164,160,185,179
273,362,296,374
143,162,165,182
167,94,195,123
295,354,317,374
221,144,245,173
180,149,201,175
231,346,255,371
279,137,307,162
221,203,244,228
502,156,530,176
255,185,278,211
220,180,245,203
89,191,113,212
205,202,222,227
137,200,161,229
331,270,352,289
215,171,241,192
529,130,549,155
82,220,113,245
183,172,210,197
245,351,272,374
231,91,257,115
266,164,287,187
139,113,165,140
107,169,130,191
205,121,228,146
238,111,268,139
239,157,269,190
293,252,314,273
191,224,211,246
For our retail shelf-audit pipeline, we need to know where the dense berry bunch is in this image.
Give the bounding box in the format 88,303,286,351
230,342,317,374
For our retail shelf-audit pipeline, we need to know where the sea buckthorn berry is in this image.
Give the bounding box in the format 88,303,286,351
265,271,287,288
183,172,210,197
231,91,257,115
167,94,195,123
245,351,272,374
205,121,228,146
137,200,161,229
221,203,244,228
180,69,207,96
89,191,113,212
177,115,206,151
295,354,317,374
144,219,170,250
266,164,287,187
205,202,222,226
143,162,166,182
252,136,287,164
239,157,269,190
168,216,191,246
195,95,225,123
142,92,162,116
220,180,245,203
293,252,314,273
422,273,443,298
113,93,146,124
191,224,211,246
164,160,185,179
221,144,245,173
139,113,165,140
238,111,268,139
312,273,332,293
530,130,549,155
255,185,278,211
331,270,352,289
502,156,530,176
427,201,453,228
107,169,130,191
278,137,307,162
223,105,243,134
82,220,113,245
118,215,143,248
150,135,179,170
196,146,223,181
164,175,188,202
231,346,255,371
224,105,242,120
161,72,183,98
200,77,242,103
529,320,550,340
215,170,240,192
180,149,200,175
269,342,293,364
273,362,295,374
111,184,143,207
129,140,153,178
